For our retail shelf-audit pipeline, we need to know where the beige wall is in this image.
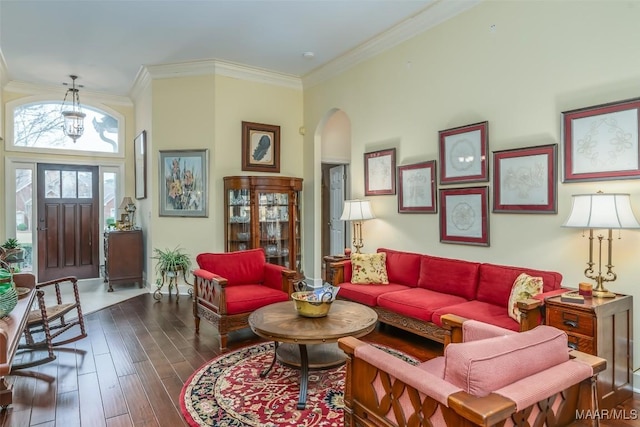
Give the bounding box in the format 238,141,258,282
304,0,640,369
146,74,303,284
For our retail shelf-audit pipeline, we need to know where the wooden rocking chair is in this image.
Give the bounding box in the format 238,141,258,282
12,274,87,369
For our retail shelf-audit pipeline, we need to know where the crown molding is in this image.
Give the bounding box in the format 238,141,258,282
4,80,133,107
302,0,481,88
129,65,152,102
135,59,302,92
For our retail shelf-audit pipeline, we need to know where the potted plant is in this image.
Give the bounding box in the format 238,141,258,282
152,246,192,278
1,238,24,263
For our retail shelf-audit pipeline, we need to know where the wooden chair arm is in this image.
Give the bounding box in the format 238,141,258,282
448,391,517,427
517,298,542,331
193,270,228,315
35,276,78,305
569,349,607,375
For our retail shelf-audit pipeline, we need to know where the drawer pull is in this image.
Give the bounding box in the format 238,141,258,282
563,320,578,328
568,342,578,350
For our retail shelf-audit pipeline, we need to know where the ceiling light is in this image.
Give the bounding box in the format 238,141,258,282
61,75,86,142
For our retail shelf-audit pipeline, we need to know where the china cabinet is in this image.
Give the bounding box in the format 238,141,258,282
103,229,143,292
224,176,302,270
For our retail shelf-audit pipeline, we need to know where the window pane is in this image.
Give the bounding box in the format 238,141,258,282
14,168,33,272
78,171,92,198
61,171,77,198
13,102,119,153
45,170,61,198
103,172,117,229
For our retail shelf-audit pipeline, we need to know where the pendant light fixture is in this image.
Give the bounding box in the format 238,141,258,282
61,75,86,142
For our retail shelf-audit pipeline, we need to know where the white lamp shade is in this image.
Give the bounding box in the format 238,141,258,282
563,193,640,229
340,200,375,221
119,196,134,209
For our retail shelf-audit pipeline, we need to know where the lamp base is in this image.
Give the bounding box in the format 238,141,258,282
592,289,616,298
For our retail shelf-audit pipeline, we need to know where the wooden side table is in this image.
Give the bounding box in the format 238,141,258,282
545,293,632,409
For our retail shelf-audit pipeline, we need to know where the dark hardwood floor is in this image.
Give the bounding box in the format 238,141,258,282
0,292,637,426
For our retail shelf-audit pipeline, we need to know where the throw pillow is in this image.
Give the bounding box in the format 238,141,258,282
508,273,543,322
351,252,389,284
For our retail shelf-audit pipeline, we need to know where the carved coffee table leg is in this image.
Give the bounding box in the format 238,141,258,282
260,341,279,378
297,344,309,410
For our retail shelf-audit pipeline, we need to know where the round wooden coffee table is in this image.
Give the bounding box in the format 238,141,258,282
249,300,377,409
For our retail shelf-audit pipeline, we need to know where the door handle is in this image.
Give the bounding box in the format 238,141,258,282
38,227,48,231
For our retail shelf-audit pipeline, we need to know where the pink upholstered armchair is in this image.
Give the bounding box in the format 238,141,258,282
339,314,606,427
193,248,298,350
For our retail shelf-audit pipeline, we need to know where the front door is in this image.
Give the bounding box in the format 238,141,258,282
37,164,100,281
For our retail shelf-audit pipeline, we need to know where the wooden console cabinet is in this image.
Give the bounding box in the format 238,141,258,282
545,293,632,409
103,230,144,292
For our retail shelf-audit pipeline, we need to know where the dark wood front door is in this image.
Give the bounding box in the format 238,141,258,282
37,163,100,281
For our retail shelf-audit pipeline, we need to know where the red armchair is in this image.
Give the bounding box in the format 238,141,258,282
193,248,298,350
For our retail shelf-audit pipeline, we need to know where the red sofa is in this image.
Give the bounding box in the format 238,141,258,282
328,248,565,343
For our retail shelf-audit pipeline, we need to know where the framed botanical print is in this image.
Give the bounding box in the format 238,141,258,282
364,148,396,196
493,144,557,213
159,149,209,217
439,121,489,184
439,186,489,246
562,98,640,182
242,121,280,173
397,160,436,213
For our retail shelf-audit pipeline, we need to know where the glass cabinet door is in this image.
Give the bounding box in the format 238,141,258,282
227,189,251,252
258,192,290,267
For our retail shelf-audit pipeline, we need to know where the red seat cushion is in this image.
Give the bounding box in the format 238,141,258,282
432,300,520,331
196,248,265,286
225,284,289,315
377,288,467,322
338,282,411,306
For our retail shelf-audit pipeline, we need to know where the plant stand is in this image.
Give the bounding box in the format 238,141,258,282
153,268,192,300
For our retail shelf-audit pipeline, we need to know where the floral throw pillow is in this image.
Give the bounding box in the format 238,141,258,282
508,273,544,322
351,252,389,285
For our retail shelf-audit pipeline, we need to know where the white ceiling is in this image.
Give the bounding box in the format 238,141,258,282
0,0,477,97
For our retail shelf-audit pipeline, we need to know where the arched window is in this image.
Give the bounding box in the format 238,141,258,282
7,97,123,156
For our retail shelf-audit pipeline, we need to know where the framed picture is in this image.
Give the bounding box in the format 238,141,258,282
134,130,147,200
159,149,209,217
562,97,640,182
365,148,396,196
439,186,489,246
398,160,437,213
242,121,280,173
493,144,557,214
439,121,489,184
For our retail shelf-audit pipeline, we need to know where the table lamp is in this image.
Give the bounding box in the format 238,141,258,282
340,200,375,253
562,192,640,298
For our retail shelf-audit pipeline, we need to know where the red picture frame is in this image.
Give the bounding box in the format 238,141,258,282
562,98,640,182
439,121,489,184
493,144,557,213
439,186,489,246
397,161,436,213
364,148,396,196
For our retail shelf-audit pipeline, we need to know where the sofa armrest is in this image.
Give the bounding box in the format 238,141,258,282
262,263,298,294
447,391,516,427
441,314,516,347
193,268,229,315
328,260,351,286
517,288,570,331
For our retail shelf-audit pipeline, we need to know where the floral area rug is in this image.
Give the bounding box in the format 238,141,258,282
180,341,417,427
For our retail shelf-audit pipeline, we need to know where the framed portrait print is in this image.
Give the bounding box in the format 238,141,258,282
493,144,557,213
439,186,489,246
242,121,280,173
159,149,209,217
134,130,147,199
439,121,489,184
365,148,396,196
562,97,640,182
398,160,436,213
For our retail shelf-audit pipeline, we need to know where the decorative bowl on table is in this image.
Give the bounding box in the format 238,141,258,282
236,232,250,241
291,286,340,318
